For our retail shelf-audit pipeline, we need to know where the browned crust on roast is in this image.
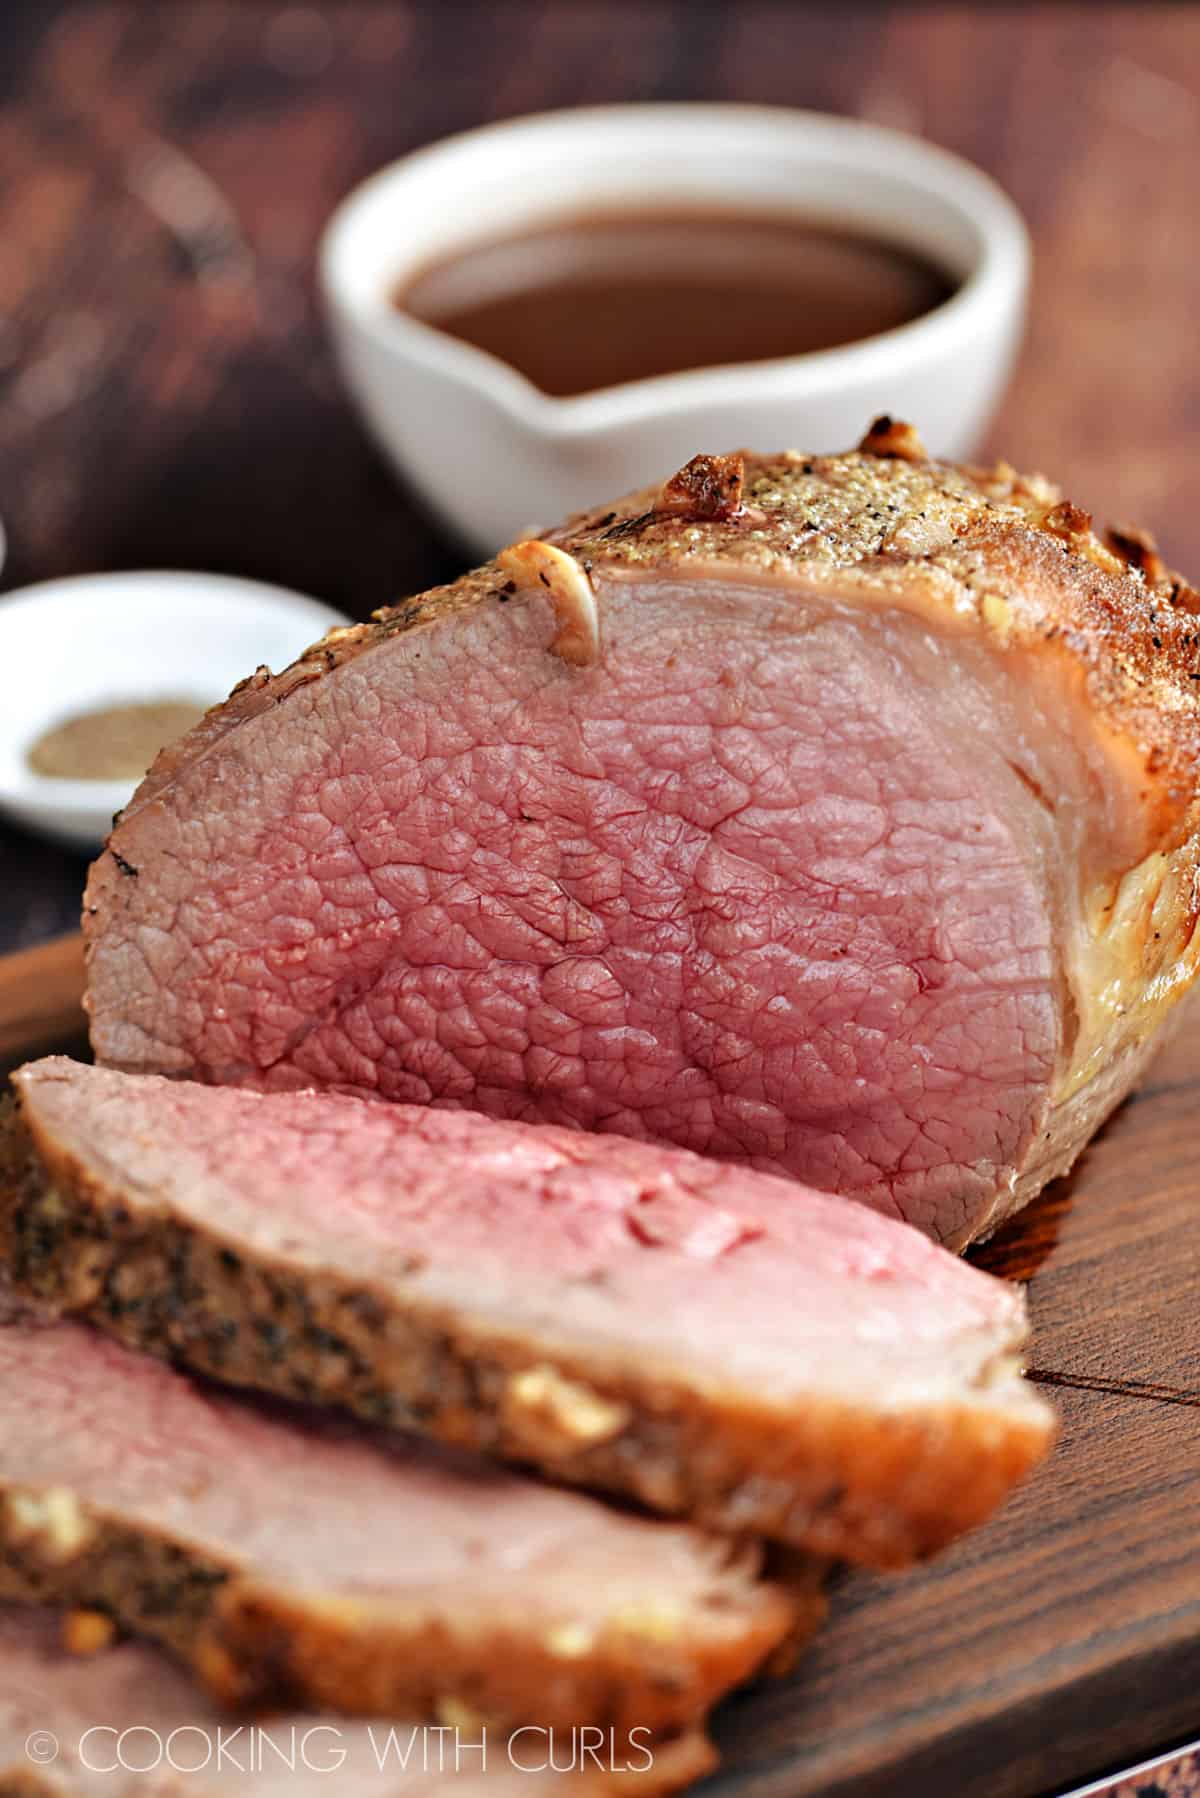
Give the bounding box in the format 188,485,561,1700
1,1102,1054,1570
0,1432,799,1742
96,425,1200,864
0,1507,227,1664
1106,522,1168,585
0,1102,27,1205
0,1489,799,1751
856,415,928,461
656,452,747,522
0,1493,728,1794
201,1573,817,1740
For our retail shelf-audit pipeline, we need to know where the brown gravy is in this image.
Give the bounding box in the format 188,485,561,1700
396,210,957,397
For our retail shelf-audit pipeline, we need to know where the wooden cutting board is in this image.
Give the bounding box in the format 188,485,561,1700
2,936,1196,1797
0,933,88,1069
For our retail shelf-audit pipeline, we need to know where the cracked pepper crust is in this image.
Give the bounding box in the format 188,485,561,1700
0,1093,1051,1569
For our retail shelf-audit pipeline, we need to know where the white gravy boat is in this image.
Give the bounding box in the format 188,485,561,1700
320,104,1029,557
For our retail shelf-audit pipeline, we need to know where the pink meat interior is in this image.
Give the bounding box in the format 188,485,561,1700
87,574,1084,1241
20,1059,1029,1407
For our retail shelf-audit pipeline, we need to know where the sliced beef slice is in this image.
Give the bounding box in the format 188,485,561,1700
82,431,1200,1247
0,1308,804,1747
6,1059,1054,1567
0,1606,680,1796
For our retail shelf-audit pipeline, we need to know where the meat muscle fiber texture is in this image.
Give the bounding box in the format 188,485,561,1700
0,1606,661,1797
6,1059,1053,1567
0,1304,805,1747
83,424,1200,1246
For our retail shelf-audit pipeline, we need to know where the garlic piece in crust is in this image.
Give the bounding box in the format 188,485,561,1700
497,538,600,666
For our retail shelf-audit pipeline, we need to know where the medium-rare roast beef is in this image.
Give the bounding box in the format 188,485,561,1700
5,1059,1054,1566
82,424,1200,1246
0,1607,664,1796
0,1307,805,1746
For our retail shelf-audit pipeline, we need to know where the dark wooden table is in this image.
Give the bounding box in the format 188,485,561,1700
5,6,1200,1795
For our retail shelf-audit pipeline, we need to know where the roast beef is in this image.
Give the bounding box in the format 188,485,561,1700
5,1058,1053,1566
0,1306,804,1746
0,1606,667,1796
82,426,1200,1246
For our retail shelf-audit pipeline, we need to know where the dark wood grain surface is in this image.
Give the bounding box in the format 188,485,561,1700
4,5,1200,1795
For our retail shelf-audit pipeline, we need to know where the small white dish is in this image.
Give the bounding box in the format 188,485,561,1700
320,103,1030,556
0,571,348,851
